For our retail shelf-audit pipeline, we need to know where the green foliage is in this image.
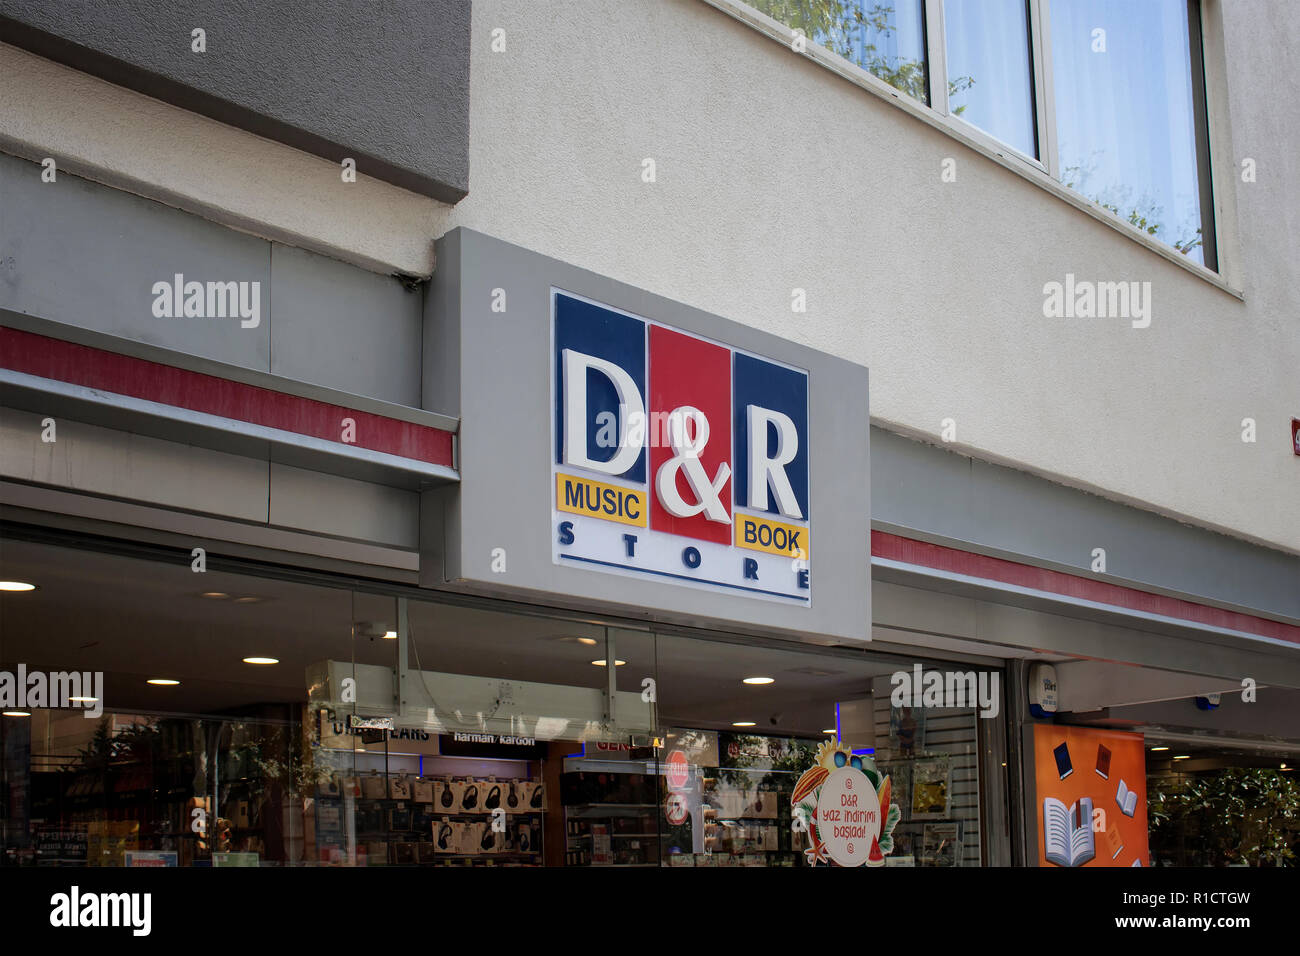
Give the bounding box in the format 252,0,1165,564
753,1,973,108
1149,768,1299,867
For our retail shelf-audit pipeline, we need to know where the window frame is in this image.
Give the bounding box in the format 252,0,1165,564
707,0,1234,292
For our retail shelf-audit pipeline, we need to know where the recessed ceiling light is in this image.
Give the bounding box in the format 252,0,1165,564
1173,755,1190,760
147,678,180,686
383,630,398,640
1150,746,1169,751
591,659,626,667
742,677,774,685
200,592,229,599
69,696,98,703
822,729,837,734
2,711,32,717
0,581,36,592
732,721,756,727
233,596,262,604
242,657,279,665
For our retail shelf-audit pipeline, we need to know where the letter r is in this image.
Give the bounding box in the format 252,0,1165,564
746,405,802,519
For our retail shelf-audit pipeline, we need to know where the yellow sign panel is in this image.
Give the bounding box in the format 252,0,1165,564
556,473,648,528
735,513,810,559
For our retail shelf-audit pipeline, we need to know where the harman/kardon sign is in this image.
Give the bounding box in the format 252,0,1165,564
551,291,811,603
452,732,537,746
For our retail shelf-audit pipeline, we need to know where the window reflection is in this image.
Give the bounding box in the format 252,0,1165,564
754,0,929,104
944,0,1037,158
1051,0,1208,264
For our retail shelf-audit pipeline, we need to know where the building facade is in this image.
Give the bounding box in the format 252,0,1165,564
0,0,1296,869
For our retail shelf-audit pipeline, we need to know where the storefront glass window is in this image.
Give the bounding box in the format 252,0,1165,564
1,536,1010,867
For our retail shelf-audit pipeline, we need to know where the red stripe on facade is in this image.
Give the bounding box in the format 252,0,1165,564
872,530,1300,645
1,327,454,467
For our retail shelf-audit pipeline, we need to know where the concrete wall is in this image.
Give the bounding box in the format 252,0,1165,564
0,153,424,407
0,407,420,548
1,0,1296,560
0,0,470,201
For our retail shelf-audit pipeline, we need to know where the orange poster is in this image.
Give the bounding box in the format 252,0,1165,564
1032,724,1148,867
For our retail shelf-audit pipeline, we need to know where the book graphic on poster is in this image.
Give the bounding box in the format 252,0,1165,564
1095,744,1111,779
1053,742,1073,780
922,822,961,867
1103,822,1124,860
1042,796,1095,867
1116,779,1138,817
910,759,950,817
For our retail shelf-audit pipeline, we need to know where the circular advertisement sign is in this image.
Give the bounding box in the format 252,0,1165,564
815,766,882,867
665,750,690,791
664,791,689,826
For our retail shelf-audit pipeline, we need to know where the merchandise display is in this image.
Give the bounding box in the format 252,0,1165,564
314,765,544,867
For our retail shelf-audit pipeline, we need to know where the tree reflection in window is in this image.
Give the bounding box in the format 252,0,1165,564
755,1,973,110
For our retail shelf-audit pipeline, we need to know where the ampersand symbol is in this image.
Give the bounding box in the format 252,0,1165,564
655,406,731,523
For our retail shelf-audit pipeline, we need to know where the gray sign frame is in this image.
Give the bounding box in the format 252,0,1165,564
421,228,870,644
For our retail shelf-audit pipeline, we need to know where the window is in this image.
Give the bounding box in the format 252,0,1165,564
1050,0,1214,266
743,0,1218,270
752,0,930,104
943,0,1038,158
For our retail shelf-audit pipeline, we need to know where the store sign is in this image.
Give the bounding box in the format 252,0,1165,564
664,792,689,826
451,732,536,747
665,750,690,790
552,292,811,603
349,714,395,730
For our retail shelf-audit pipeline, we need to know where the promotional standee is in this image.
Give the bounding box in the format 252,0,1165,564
1033,725,1149,868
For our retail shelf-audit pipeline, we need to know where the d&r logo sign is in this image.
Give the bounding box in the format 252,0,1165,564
552,292,810,603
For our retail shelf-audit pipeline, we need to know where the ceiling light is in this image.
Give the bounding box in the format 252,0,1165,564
200,592,229,599
2,711,32,717
147,679,180,686
1173,755,1190,760
242,657,279,665
550,635,599,646
742,677,774,685
383,630,398,640
591,659,626,667
233,596,262,604
0,581,36,592
822,729,836,734
69,696,98,703
1150,746,1169,751
732,721,756,727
